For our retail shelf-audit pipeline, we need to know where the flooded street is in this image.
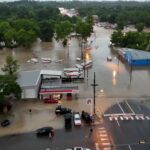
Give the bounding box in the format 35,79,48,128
0,25,150,136
0,26,150,98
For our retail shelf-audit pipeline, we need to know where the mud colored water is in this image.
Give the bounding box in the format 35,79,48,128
0,26,150,98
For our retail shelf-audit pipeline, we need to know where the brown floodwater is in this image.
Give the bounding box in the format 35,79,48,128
0,26,150,99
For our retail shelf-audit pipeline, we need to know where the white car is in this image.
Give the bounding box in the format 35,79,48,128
107,56,112,61
75,64,83,70
73,113,82,126
74,147,91,150
65,72,81,77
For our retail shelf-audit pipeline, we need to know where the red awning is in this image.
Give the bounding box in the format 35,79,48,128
40,89,79,94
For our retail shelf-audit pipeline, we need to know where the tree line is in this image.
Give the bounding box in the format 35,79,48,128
0,1,150,49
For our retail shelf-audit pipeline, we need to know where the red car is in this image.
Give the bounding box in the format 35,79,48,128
44,98,58,104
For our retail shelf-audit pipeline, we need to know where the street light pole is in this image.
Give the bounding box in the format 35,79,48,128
91,72,98,115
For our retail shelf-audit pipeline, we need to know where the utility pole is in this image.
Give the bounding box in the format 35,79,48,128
91,72,98,115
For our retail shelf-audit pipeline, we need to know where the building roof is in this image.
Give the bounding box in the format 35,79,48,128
41,70,62,76
17,70,62,87
17,70,41,87
120,48,150,60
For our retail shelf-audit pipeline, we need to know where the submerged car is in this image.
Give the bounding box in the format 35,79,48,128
44,98,58,104
1,119,10,127
55,106,72,115
81,111,93,124
107,56,112,61
36,127,54,136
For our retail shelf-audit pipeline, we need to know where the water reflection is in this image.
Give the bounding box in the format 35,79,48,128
112,70,117,86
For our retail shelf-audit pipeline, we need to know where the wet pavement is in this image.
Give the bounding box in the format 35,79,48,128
0,26,150,137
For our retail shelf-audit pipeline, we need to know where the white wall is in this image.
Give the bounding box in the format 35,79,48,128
22,88,37,99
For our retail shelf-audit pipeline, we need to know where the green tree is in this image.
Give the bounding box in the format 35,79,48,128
1,55,19,76
135,23,145,32
0,21,11,41
16,29,36,48
39,20,54,42
55,20,72,47
111,30,124,46
4,28,18,48
75,18,93,41
0,75,22,112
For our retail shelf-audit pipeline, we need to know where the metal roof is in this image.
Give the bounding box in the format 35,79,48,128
41,70,62,76
17,70,41,87
120,48,150,60
17,70,62,87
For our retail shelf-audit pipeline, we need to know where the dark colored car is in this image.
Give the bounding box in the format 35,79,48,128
44,98,58,104
64,113,72,129
81,111,93,124
36,127,54,136
55,106,72,115
1,119,10,127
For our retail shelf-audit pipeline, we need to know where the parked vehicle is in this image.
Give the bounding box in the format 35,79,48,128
55,106,72,115
67,93,72,100
1,119,10,127
65,72,81,77
44,98,58,104
36,127,54,136
107,56,112,61
81,111,93,124
64,113,72,129
73,112,82,126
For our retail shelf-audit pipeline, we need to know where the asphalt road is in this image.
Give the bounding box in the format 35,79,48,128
104,101,150,150
0,125,96,150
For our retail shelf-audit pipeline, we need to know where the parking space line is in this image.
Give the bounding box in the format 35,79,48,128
116,120,120,127
117,100,125,114
125,100,135,114
128,145,132,150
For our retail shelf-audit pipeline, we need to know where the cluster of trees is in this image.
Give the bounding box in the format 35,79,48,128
111,30,150,51
0,56,21,112
0,1,150,49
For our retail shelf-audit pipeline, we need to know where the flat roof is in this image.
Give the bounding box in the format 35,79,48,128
41,70,62,76
120,48,150,60
17,70,62,87
17,70,41,87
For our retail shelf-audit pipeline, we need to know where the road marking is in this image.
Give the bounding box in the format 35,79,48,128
117,100,125,114
99,130,107,134
120,116,124,120
100,134,108,137
102,142,111,146
104,113,135,117
109,117,113,121
98,127,105,130
100,138,109,141
103,148,111,150
130,116,134,120
125,100,135,114
95,143,100,150
145,116,150,120
128,145,132,150
116,120,120,127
